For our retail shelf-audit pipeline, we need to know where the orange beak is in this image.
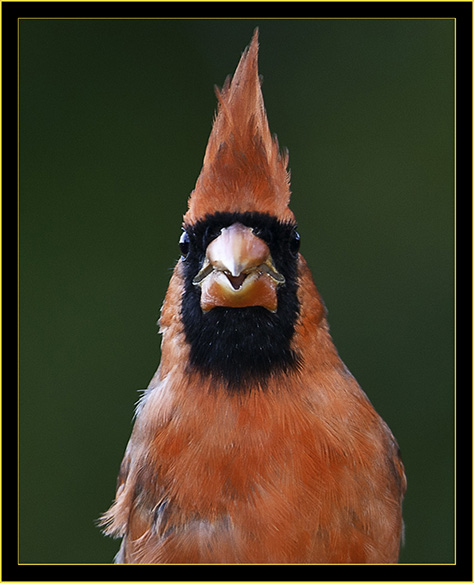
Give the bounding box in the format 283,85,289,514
192,223,285,313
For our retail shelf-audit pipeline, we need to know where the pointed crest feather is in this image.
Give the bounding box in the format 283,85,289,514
184,29,294,224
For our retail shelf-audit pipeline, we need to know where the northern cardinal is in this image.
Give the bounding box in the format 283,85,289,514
101,29,406,564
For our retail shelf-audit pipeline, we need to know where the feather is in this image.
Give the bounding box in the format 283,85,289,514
185,29,294,223
101,29,406,565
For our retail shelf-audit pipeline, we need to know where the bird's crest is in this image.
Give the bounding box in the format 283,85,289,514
184,29,294,224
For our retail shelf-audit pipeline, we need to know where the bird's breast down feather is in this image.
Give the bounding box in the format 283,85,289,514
107,372,404,563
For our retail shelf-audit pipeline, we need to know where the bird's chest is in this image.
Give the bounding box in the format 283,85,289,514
132,388,391,563
147,394,344,524
152,412,288,502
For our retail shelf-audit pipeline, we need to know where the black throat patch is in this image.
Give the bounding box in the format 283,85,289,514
179,212,301,391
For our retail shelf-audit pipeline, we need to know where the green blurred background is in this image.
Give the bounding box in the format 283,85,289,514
19,18,454,564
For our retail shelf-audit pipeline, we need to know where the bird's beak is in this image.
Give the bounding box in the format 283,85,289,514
193,223,285,313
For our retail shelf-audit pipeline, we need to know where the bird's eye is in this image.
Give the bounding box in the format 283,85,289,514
179,231,190,258
290,230,300,256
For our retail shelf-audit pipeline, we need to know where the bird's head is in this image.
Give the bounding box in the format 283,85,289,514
161,30,326,391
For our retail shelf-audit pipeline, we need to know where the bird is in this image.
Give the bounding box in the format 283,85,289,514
101,29,406,564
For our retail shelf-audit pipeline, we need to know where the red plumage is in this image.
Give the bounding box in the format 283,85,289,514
185,29,293,223
101,29,406,564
